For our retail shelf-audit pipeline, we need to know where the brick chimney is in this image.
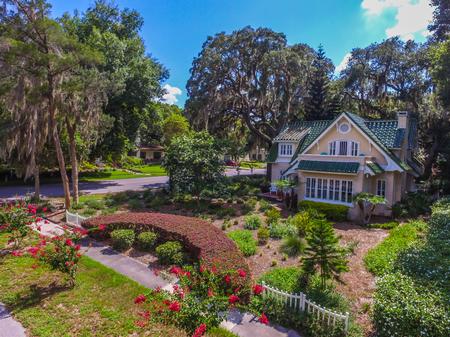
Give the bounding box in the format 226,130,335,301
397,111,409,129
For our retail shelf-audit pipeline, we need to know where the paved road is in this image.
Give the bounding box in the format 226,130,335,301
0,168,266,199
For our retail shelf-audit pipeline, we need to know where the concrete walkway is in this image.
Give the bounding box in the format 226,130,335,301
0,168,266,199
0,304,26,337
13,217,300,337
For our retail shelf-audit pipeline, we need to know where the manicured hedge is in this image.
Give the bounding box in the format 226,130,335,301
83,212,250,278
298,200,348,221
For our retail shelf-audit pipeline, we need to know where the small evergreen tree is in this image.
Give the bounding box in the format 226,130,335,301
303,219,349,289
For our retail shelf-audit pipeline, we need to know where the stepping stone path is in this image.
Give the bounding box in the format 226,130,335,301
0,304,26,337
1,217,302,337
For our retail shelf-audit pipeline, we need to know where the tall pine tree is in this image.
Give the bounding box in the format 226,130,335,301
304,45,338,120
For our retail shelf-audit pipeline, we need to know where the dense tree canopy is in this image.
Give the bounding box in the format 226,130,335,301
186,26,318,145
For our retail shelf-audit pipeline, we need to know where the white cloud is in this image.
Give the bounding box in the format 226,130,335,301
361,0,433,40
335,53,352,74
161,84,182,105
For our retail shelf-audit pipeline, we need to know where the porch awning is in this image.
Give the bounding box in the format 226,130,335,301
297,160,359,174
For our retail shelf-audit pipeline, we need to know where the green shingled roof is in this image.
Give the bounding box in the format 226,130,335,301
297,160,360,174
367,162,384,175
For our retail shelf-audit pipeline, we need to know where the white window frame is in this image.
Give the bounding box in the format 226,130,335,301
338,141,348,156
329,141,337,155
279,143,293,157
304,177,354,206
376,179,386,197
351,141,359,156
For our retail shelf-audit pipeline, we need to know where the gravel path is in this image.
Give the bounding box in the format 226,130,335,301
0,304,26,337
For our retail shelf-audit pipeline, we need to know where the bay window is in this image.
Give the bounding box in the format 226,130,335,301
305,177,353,204
328,140,360,156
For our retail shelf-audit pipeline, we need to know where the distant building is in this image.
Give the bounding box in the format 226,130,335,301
133,145,164,163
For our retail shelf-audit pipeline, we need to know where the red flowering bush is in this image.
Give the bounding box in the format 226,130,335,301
0,202,42,248
83,212,251,285
133,264,267,336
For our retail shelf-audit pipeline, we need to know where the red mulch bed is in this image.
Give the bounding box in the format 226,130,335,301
82,212,250,280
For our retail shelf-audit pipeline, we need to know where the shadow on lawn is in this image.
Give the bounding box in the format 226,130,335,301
8,282,71,311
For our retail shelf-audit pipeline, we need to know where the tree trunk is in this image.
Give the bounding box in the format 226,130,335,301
34,165,40,201
48,77,71,209
66,118,79,205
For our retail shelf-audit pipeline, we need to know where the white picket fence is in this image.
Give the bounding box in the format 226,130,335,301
65,210,88,226
261,282,349,332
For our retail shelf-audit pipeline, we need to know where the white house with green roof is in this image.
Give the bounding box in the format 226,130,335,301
267,111,423,218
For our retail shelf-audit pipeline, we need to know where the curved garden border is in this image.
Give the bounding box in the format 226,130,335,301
82,212,250,277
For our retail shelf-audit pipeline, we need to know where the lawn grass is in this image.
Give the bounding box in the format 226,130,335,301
364,220,426,276
239,161,266,169
0,233,186,337
79,164,166,181
227,229,257,256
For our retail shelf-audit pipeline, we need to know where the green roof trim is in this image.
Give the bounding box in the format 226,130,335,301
266,143,278,163
367,162,384,175
297,160,360,174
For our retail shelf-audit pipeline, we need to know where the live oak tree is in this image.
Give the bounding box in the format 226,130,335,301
428,0,450,42
186,26,317,146
303,219,349,289
0,0,100,208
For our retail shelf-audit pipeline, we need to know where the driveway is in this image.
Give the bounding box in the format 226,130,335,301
0,168,266,199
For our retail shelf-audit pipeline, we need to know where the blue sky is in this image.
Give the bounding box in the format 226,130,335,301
49,0,433,107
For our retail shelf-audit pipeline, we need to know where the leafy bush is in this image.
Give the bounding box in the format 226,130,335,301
227,230,257,256
280,235,305,257
257,227,270,245
258,266,303,293
392,192,432,218
364,221,425,275
84,198,105,210
243,214,262,230
373,273,449,337
368,221,399,229
298,200,348,221
83,212,250,278
265,208,281,225
287,209,323,237
241,198,257,214
258,199,273,212
269,221,296,239
216,207,237,218
136,231,158,251
155,241,184,265
110,229,135,251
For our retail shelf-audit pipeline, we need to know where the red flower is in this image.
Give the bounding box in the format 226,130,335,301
199,265,206,273
168,301,181,312
207,288,214,297
169,266,183,275
36,226,42,232
42,207,48,213
31,264,38,269
97,224,106,231
228,294,239,304
134,294,147,304
253,284,265,295
11,250,23,257
44,220,49,224
211,266,217,274
138,310,150,319
192,323,207,337
224,274,231,285
27,246,40,257
65,239,73,247
258,313,269,325
237,269,247,277
135,320,147,328
184,271,191,278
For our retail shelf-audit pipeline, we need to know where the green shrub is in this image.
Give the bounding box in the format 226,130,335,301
206,327,239,337
227,230,257,256
392,192,432,218
110,229,135,251
265,208,281,225
280,234,305,257
128,199,142,210
258,266,303,293
147,195,170,208
241,198,257,214
155,241,184,265
136,231,158,251
269,221,296,239
257,227,270,245
373,272,449,337
258,199,273,212
243,214,262,230
298,200,348,221
216,207,237,218
287,209,323,236
81,208,96,217
368,221,399,229
364,221,425,275
84,198,105,210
